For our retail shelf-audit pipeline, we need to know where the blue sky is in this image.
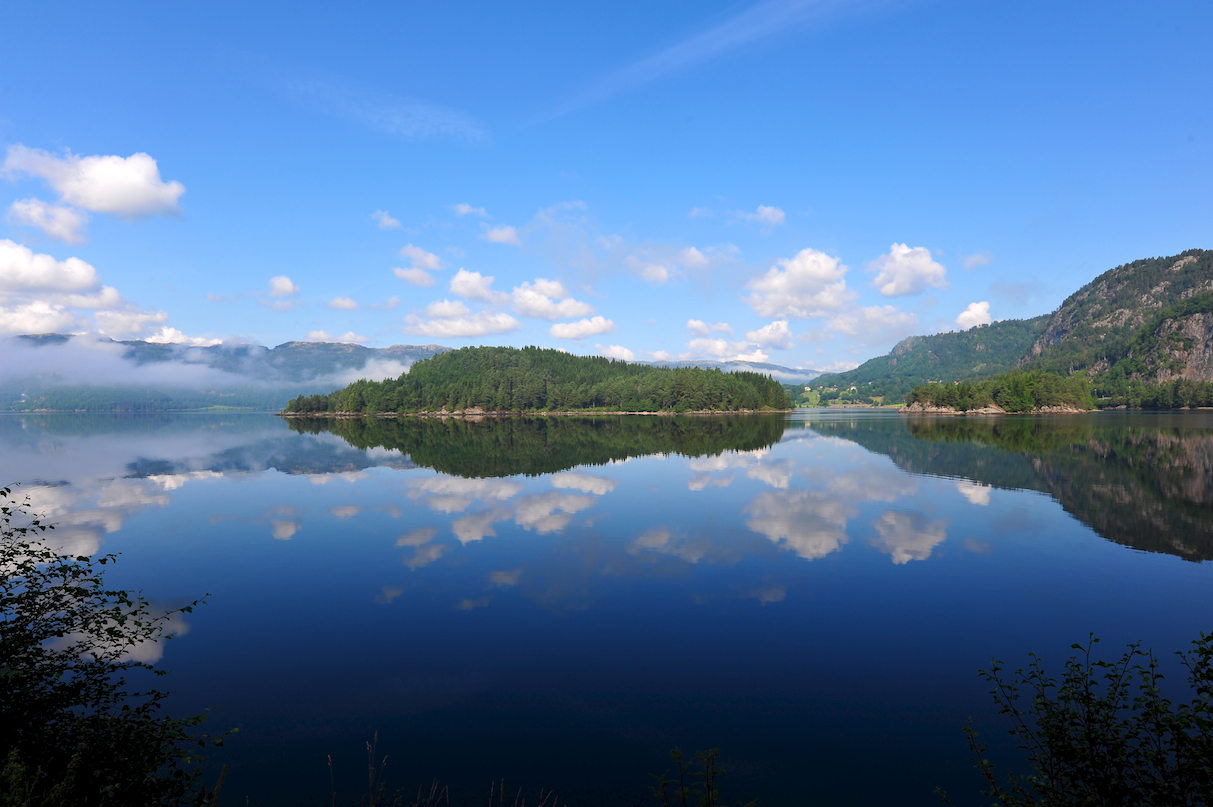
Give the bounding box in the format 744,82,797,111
1,0,1210,370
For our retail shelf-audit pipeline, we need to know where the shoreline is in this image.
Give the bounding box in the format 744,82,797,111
277,408,793,420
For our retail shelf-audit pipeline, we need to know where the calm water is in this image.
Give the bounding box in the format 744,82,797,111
4,410,1213,805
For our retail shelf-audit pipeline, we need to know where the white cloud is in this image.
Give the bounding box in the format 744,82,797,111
450,268,507,303
956,481,991,506
676,246,710,269
307,330,369,343
393,267,435,287
649,350,674,361
687,319,710,336
512,278,594,320
399,244,444,270
269,276,299,297
482,225,522,246
550,316,616,339
597,344,635,361
0,238,100,292
745,320,793,349
735,205,786,230
7,198,89,244
404,310,521,338
956,301,992,329
328,296,358,310
963,252,992,270
868,243,948,297
453,203,488,217
684,337,769,363
0,300,84,334
744,248,854,318
625,255,676,284
374,296,401,310
94,307,169,337
145,326,221,346
372,210,401,229
4,145,184,218
828,305,918,343
424,299,471,318
871,511,947,564
550,472,618,495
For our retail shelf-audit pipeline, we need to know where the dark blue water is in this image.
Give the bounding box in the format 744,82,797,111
4,410,1211,806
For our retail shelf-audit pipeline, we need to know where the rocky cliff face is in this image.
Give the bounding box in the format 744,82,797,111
1154,312,1213,382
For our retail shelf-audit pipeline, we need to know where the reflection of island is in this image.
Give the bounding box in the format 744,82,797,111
288,414,788,478
811,415,1213,561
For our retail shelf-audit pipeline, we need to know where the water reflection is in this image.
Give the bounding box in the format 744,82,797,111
810,412,1213,561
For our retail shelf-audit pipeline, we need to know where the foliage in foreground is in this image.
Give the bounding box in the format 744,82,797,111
906,371,1094,412
943,634,1213,805
0,485,230,806
285,346,791,415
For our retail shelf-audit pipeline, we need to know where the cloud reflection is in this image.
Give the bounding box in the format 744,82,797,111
871,511,948,564
745,491,852,560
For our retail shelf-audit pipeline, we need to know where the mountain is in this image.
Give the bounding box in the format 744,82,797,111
810,316,1049,402
1,335,451,411
643,359,821,383
1022,249,1213,379
810,248,1213,406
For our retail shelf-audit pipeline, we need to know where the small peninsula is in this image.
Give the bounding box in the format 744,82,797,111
281,346,792,416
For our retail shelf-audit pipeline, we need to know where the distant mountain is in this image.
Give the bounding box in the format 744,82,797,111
1,335,451,411
811,316,1049,402
643,359,821,383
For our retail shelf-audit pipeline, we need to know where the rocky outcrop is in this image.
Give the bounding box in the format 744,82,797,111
1154,312,1213,382
899,401,1085,415
899,401,959,415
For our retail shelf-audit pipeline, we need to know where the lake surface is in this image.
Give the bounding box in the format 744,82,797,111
4,410,1213,805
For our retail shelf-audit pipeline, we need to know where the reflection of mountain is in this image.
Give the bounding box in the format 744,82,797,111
811,414,1213,562
289,415,788,478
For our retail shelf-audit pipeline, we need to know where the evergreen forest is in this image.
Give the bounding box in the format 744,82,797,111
284,346,791,415
904,370,1094,412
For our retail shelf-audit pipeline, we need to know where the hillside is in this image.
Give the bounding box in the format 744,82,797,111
284,345,791,414
1020,250,1213,405
1,335,451,411
644,359,820,383
810,316,1048,403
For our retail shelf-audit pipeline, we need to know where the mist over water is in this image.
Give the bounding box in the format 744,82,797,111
2,410,1211,805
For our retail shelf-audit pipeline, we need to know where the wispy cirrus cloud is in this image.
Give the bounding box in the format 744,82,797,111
555,0,882,115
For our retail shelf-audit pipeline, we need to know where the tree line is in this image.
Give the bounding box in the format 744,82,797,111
905,370,1094,412
284,346,792,415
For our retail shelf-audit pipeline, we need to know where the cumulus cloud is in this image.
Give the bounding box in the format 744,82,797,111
399,244,444,271
307,330,369,343
482,225,521,246
744,248,854,318
870,511,947,564
956,301,992,329
686,319,732,336
676,246,709,269
453,203,488,217
512,278,594,320
0,238,100,292
7,198,89,244
684,337,769,363
3,145,184,218
868,243,948,297
745,320,793,349
328,296,358,310
550,316,616,339
450,268,507,304
625,255,676,284
745,490,851,561
735,205,786,231
962,252,992,270
394,267,436,287
145,326,221,346
404,309,520,337
372,210,401,229
597,344,635,361
269,276,299,297
94,308,169,337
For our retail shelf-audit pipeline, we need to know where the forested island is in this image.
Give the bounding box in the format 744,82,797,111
283,346,791,415
901,370,1094,414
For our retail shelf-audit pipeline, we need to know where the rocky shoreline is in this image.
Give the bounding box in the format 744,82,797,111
898,401,1090,416
277,406,793,421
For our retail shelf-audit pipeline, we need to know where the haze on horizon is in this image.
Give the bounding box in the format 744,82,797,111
1,1,1210,374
